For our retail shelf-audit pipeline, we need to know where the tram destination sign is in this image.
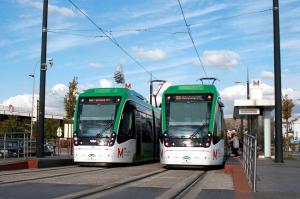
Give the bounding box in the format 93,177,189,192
239,108,260,115
80,97,120,104
166,94,212,102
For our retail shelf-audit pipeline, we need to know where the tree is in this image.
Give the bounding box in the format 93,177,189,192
64,77,79,120
282,94,294,150
0,116,30,135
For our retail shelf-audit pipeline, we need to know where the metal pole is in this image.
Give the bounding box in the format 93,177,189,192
254,137,257,192
273,0,283,163
247,67,251,135
23,133,25,159
30,74,35,140
150,73,153,106
4,133,6,160
247,67,250,100
37,0,48,158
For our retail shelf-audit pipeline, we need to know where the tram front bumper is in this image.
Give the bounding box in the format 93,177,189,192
74,146,113,163
161,148,214,166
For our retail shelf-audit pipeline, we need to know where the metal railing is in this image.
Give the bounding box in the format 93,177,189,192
1,135,73,160
242,133,257,192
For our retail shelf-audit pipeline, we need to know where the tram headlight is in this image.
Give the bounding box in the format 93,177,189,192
108,132,116,146
164,141,170,147
164,137,171,147
203,138,211,148
74,137,78,146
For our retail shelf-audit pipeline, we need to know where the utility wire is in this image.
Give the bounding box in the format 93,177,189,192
177,0,207,77
47,29,107,38
107,28,187,35
48,7,272,37
66,0,157,79
48,27,187,35
190,8,272,26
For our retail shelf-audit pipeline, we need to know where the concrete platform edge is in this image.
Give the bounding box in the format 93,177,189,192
0,157,74,171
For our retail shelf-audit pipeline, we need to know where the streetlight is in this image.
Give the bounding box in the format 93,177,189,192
235,69,250,136
29,61,39,139
29,58,53,145
29,74,35,139
235,68,250,100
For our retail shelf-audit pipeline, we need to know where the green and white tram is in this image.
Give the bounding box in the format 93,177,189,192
73,88,160,164
160,83,227,166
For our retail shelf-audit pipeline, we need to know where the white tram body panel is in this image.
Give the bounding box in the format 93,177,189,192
160,140,224,166
74,139,136,163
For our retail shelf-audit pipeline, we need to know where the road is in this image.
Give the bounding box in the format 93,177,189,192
0,163,234,199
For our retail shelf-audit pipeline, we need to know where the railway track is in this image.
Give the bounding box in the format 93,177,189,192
0,167,110,186
172,171,207,199
53,168,207,199
54,168,168,199
0,163,215,199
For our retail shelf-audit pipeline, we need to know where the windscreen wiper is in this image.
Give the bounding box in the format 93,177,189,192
96,120,114,138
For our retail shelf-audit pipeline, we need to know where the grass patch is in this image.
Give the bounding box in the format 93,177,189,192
284,155,296,160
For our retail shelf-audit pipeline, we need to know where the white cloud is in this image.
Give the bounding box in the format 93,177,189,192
11,16,41,31
17,0,78,17
133,47,166,61
221,83,275,101
220,83,300,116
260,71,274,79
201,50,240,69
47,36,92,54
99,79,112,88
282,39,300,50
51,84,68,94
3,83,68,114
220,83,276,115
283,88,300,103
3,94,35,108
221,84,246,102
89,63,102,68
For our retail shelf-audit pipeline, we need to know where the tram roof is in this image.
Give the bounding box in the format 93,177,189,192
80,88,144,99
163,84,219,95
79,88,156,109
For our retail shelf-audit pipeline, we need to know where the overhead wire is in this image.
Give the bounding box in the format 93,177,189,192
48,7,272,37
177,0,207,77
66,0,158,79
48,27,187,35
189,8,273,27
47,29,107,38
106,28,187,35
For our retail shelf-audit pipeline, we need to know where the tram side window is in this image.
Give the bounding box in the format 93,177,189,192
220,108,225,138
141,113,153,143
135,111,142,139
118,104,135,143
213,105,222,143
155,118,161,135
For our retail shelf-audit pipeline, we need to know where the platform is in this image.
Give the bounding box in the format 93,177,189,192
0,155,74,171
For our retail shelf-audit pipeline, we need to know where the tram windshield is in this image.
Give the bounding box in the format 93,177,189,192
77,97,120,138
166,94,212,139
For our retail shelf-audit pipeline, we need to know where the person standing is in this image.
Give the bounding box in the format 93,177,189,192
231,133,240,157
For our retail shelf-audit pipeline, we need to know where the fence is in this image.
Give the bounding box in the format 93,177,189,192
0,133,73,160
242,133,257,192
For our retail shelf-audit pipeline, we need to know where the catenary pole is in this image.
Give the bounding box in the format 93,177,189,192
150,73,153,106
273,0,283,163
37,0,48,158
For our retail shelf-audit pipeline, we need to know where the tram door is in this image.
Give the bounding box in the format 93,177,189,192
135,111,142,160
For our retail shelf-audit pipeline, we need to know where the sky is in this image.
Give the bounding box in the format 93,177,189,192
0,0,300,116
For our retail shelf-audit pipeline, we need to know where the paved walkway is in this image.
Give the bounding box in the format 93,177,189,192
255,158,300,199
